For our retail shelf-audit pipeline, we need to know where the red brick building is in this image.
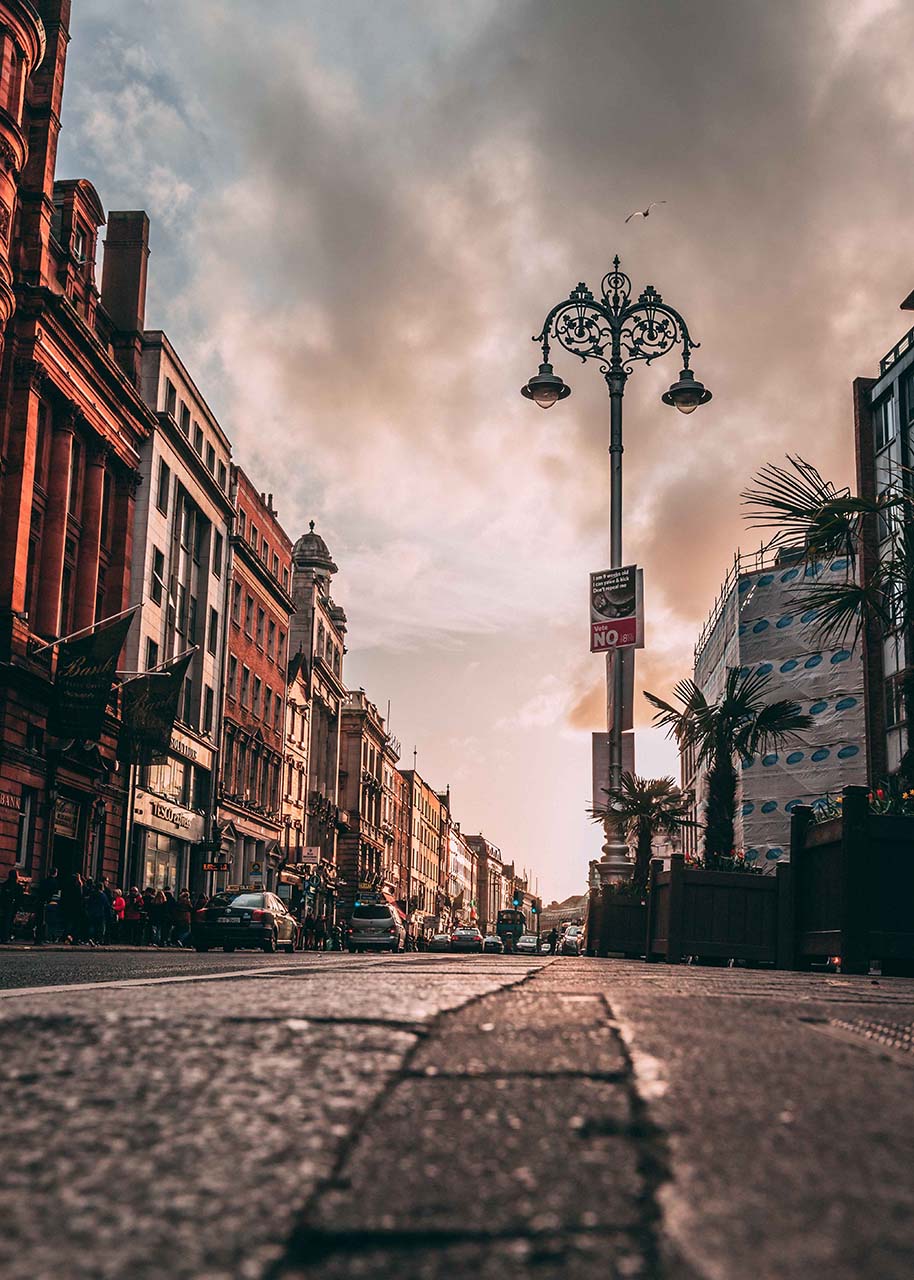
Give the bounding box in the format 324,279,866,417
217,470,294,890
0,1,158,883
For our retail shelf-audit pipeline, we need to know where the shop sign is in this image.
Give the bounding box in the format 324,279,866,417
170,728,213,772
54,797,81,839
203,862,231,872
0,790,22,812
134,789,205,842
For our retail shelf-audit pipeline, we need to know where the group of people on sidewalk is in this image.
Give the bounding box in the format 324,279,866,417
1,866,348,950
0,867,200,947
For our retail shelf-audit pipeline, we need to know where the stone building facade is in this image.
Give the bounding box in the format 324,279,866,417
288,523,346,896
0,1,160,885
466,834,506,937
121,327,233,892
337,688,389,920
218,471,293,890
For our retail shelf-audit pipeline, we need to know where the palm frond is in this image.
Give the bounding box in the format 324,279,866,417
741,456,870,565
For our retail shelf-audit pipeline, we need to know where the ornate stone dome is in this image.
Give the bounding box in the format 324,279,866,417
292,520,338,573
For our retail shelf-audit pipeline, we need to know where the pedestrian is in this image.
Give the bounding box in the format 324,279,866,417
193,892,209,914
151,889,168,946
124,887,145,945
314,914,327,952
173,889,193,948
85,880,112,946
112,888,126,942
163,887,178,945
142,887,156,944
303,911,315,950
60,872,87,944
547,926,558,954
0,867,24,943
32,868,59,944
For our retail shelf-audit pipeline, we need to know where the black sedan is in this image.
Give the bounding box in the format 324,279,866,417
193,891,298,954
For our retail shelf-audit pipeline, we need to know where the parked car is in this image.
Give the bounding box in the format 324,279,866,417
451,926,484,953
482,934,504,953
429,932,452,952
515,933,541,955
560,925,585,956
193,891,297,953
347,902,406,953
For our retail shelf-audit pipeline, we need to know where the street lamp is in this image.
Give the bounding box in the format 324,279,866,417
522,255,711,874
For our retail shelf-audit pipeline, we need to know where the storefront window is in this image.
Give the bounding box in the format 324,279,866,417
143,830,185,891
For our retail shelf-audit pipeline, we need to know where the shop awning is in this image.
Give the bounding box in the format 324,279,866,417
383,891,407,921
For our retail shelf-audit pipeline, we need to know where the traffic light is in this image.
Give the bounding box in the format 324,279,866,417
531,902,538,914
512,894,520,908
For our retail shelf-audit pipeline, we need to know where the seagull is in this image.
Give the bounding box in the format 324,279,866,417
625,201,666,224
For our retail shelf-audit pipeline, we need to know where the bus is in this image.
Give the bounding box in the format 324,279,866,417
496,909,526,953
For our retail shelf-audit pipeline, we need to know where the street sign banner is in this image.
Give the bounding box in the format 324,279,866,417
590,565,642,651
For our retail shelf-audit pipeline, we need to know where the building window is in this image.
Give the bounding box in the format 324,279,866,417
282,567,289,591
274,693,282,729
164,378,177,417
272,553,279,578
238,510,246,539
68,437,82,515
231,581,241,624
244,595,254,636
250,523,258,552
218,461,227,491
278,629,286,661
228,654,237,700
207,606,218,655
262,539,269,565
886,675,907,728
146,637,159,671
253,676,262,718
265,685,272,725
874,393,896,453
193,424,204,456
267,619,276,661
15,789,36,871
256,607,265,647
205,443,215,474
203,684,214,734
149,547,165,605
212,530,223,579
180,402,191,436
156,459,170,514
241,665,250,707
182,677,195,727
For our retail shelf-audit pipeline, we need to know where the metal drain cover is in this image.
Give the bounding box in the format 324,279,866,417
828,1016,914,1060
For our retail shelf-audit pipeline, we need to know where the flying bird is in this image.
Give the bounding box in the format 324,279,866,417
624,201,667,224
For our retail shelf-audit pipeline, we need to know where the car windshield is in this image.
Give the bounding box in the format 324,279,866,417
566,926,581,936
207,893,264,910
456,928,477,933
352,905,392,920
520,935,537,942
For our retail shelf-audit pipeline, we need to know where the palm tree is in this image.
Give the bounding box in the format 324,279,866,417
645,668,812,867
742,453,914,775
589,773,693,893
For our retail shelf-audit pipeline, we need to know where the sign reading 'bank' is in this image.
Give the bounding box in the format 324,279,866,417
589,565,644,652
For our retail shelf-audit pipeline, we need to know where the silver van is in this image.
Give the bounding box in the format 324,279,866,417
347,902,406,953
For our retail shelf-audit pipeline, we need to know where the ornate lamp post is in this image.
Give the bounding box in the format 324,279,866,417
522,255,711,874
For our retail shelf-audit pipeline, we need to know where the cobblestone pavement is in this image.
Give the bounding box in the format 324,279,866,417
1,953,912,1279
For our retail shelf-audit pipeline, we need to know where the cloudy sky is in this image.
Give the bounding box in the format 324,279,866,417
58,0,914,900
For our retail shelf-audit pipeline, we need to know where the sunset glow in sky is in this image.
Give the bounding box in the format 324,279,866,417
59,0,914,899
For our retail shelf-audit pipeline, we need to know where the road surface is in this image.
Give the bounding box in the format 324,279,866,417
1,950,912,1279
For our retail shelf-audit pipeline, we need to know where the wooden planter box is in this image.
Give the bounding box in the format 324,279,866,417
791,785,914,975
599,892,648,956
645,853,792,966
585,887,602,956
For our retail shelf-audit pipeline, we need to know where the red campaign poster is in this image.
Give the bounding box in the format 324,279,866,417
590,565,640,652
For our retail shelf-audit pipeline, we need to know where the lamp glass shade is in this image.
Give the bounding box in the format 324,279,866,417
672,393,701,414
532,385,560,409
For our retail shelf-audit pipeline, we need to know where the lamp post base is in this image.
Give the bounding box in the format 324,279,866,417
598,838,632,884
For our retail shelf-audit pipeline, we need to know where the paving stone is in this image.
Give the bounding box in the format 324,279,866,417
308,1076,639,1237
410,1025,627,1076
278,1231,650,1279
